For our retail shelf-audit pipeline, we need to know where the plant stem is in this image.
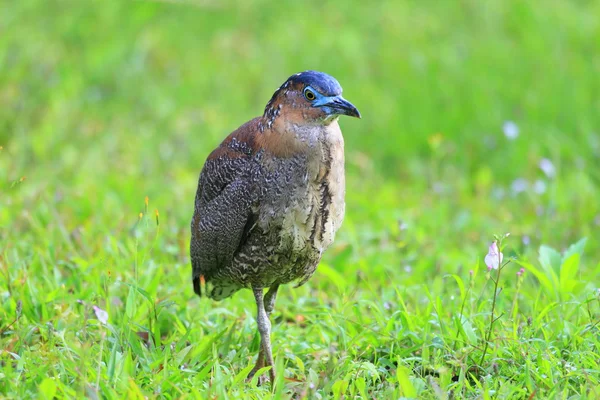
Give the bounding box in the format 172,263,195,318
453,277,472,350
479,253,504,366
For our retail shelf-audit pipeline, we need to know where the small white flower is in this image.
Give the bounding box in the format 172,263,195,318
503,121,519,140
492,187,506,200
511,178,529,194
485,241,503,270
93,306,109,325
533,179,547,194
539,158,556,179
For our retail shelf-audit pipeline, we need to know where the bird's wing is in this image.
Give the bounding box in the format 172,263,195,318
190,118,261,296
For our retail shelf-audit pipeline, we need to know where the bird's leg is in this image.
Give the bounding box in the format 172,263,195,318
261,283,279,378
247,288,266,382
263,283,279,316
247,284,279,384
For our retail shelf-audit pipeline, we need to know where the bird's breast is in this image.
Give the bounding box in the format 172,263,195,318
258,122,346,255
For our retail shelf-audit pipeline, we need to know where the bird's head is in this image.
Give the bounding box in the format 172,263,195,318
262,71,360,129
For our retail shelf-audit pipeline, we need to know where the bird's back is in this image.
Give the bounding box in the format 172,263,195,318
190,118,262,299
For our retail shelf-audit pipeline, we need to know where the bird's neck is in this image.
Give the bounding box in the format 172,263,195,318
256,118,341,159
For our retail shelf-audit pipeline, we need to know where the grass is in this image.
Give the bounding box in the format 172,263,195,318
1,0,600,398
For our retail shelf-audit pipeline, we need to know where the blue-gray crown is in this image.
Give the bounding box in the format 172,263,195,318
286,71,343,96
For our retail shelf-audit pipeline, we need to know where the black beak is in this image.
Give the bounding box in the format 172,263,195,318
329,96,361,118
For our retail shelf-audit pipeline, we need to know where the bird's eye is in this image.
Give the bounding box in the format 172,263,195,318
304,88,316,101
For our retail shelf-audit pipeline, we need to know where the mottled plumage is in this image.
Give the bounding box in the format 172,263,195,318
190,70,360,383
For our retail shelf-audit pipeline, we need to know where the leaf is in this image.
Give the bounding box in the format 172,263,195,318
291,353,305,375
39,378,57,400
539,245,561,275
156,300,176,310
107,338,119,382
332,379,350,398
153,319,161,348
355,377,367,399
123,349,134,377
126,286,136,319
537,246,560,293
355,361,380,383
175,345,192,366
516,260,554,297
447,274,465,301
396,363,417,398
559,253,580,295
122,282,153,304
562,237,587,263
535,302,559,324
232,363,255,385
454,315,478,346
318,262,347,291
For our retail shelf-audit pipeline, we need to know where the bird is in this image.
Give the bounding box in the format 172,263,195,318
190,70,360,384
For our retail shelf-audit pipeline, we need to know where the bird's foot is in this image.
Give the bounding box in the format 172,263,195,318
246,366,275,386
268,368,276,384
255,374,270,387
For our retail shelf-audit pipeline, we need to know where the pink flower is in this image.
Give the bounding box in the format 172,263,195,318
485,241,503,270
517,268,525,277
93,306,109,325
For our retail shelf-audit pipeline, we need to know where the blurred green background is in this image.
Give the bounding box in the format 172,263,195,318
1,0,599,398
3,0,599,251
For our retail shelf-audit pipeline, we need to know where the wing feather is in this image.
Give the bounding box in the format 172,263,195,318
190,119,261,296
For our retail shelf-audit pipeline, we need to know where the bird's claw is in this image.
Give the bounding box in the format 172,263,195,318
256,374,270,386
246,367,275,386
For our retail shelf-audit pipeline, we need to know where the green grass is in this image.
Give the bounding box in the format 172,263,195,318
1,0,600,398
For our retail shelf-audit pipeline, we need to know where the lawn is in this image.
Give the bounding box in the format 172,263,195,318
1,0,600,398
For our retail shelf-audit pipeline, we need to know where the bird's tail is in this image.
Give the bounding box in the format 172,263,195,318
193,274,205,297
